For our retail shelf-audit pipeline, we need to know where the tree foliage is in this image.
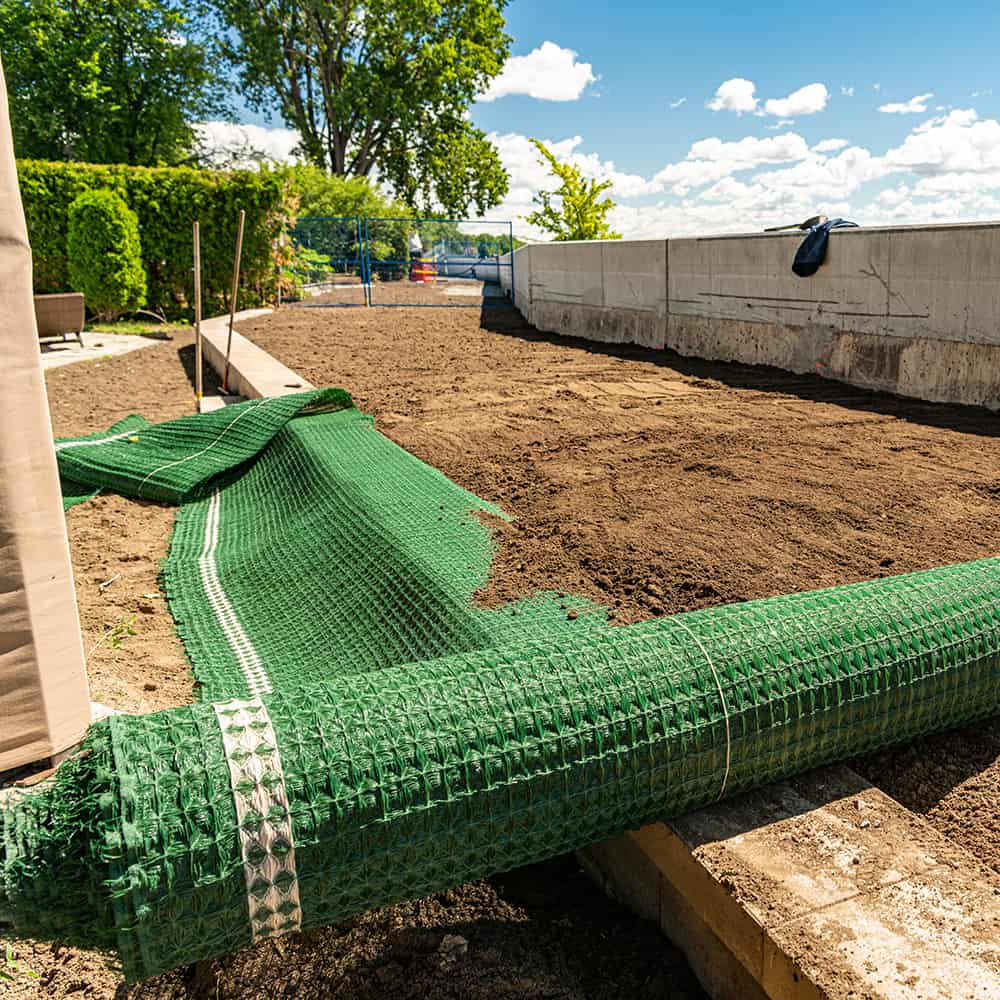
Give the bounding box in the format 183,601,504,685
291,166,409,219
0,0,225,165
67,189,147,319
525,139,621,242
216,0,511,216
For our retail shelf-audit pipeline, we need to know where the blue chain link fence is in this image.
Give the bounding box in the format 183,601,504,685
285,216,515,308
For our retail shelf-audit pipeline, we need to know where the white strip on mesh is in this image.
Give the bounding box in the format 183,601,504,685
136,398,265,498
213,698,302,942
55,429,135,451
199,489,271,696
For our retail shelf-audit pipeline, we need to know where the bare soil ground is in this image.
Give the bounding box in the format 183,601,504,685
241,294,1000,874
1,330,705,999
9,292,1000,996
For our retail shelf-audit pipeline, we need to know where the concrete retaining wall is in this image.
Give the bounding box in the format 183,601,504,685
505,222,1000,409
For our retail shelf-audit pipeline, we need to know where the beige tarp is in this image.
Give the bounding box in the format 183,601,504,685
0,55,90,771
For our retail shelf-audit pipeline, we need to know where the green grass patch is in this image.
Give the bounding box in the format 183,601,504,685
86,319,189,338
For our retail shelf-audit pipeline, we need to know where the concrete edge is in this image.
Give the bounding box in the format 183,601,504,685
200,309,315,400
580,764,1000,1000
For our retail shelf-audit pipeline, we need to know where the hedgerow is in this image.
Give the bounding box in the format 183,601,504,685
18,160,291,320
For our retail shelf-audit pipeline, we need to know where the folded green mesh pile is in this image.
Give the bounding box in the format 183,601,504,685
3,392,1000,981
57,414,150,511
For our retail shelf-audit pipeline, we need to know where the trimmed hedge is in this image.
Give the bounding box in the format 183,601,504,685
68,190,147,320
19,160,292,320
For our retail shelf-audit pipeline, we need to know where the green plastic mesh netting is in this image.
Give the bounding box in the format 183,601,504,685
58,414,150,511
3,391,999,981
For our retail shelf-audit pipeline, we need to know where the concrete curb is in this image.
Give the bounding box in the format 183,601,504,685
581,764,1000,999
200,309,314,405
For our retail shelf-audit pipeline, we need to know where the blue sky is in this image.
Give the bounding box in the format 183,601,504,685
211,0,1000,237
479,0,1000,176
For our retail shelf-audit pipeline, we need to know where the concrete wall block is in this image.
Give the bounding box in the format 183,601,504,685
509,226,1000,407
529,242,603,307
888,227,1000,345
669,231,889,337
602,239,667,316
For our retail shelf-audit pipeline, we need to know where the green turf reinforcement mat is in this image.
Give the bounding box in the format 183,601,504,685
54,388,352,504
57,414,151,511
4,390,1000,981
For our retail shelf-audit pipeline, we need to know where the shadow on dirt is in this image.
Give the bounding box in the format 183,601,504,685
479,305,1000,439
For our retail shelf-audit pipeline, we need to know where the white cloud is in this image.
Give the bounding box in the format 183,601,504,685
708,78,758,113
878,93,934,114
912,107,977,133
767,119,795,130
764,83,829,117
841,85,855,97
709,78,829,117
669,97,687,109
193,122,301,168
479,42,596,102
686,133,811,165
485,100,1000,240
884,109,1000,173
876,184,910,206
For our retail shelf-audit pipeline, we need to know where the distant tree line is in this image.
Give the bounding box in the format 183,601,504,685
0,0,512,217
2,0,619,242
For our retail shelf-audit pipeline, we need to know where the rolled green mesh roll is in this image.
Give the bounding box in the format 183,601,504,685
3,393,999,981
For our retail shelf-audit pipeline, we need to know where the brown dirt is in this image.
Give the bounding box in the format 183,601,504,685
1,329,706,999
241,299,1000,873
46,332,216,717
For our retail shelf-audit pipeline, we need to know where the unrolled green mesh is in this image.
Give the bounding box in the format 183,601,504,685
54,388,351,504
58,414,150,511
3,391,1000,982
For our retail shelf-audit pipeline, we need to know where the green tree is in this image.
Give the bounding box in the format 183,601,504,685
291,166,408,219
216,0,511,216
67,189,147,319
525,139,621,242
0,0,225,164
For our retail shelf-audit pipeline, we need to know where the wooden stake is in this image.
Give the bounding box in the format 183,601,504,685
222,209,245,393
193,221,203,405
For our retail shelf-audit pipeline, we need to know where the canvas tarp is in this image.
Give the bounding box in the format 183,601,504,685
0,55,91,772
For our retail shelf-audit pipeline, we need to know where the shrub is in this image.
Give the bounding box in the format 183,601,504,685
19,160,292,320
66,190,147,320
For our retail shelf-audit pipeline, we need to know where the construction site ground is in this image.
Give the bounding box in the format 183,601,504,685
7,289,999,996
4,329,705,1000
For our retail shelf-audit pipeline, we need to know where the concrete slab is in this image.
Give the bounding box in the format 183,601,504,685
40,331,159,370
602,240,667,316
582,765,1000,1000
888,227,1000,345
529,241,604,307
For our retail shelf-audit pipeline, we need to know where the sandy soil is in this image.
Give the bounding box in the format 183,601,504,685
1,330,706,999
241,295,1000,874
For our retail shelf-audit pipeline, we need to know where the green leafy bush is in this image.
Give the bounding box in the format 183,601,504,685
19,160,292,320
66,189,147,319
